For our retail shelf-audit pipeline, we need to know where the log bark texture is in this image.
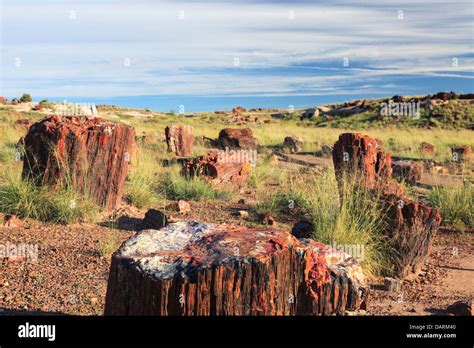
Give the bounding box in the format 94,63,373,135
332,132,441,279
165,125,194,157
104,221,368,316
217,128,257,150
181,152,252,187
22,116,136,210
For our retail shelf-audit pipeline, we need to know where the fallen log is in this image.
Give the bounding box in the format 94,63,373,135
104,221,368,315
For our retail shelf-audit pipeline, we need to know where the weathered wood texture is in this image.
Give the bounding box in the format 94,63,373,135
22,116,136,210
332,132,441,278
165,125,194,157
181,152,252,187
217,128,258,150
104,221,368,316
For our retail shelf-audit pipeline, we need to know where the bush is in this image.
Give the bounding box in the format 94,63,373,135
428,182,474,227
20,94,32,103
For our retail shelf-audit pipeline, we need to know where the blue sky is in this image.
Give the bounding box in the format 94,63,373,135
1,0,473,106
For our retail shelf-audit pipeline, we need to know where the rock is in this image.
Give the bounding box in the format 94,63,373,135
320,145,333,158
165,125,194,157
446,300,473,316
291,219,314,239
2,214,23,227
383,277,402,293
175,200,191,214
332,132,441,279
181,152,252,187
283,136,304,153
0,96,7,104
258,214,276,226
392,160,423,182
300,108,319,120
459,93,474,100
232,106,246,116
332,133,392,189
104,221,369,315
22,116,136,210
11,98,19,105
231,210,249,218
271,113,286,119
15,119,32,128
140,209,167,230
419,142,435,155
451,146,472,163
217,128,257,150
237,198,246,204
431,91,457,101
391,95,406,103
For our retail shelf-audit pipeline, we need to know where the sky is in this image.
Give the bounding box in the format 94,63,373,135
1,0,473,111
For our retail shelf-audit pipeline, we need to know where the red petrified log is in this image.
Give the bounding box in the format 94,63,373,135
181,152,252,187
104,221,368,315
22,116,136,210
165,125,194,157
392,160,423,182
332,133,441,278
218,128,258,150
332,133,391,189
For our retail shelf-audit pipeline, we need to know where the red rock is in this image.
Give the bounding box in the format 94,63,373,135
419,142,435,154
232,106,246,116
165,125,194,157
283,136,303,153
181,152,252,187
0,96,8,104
15,119,32,128
332,132,441,279
332,133,391,189
217,128,257,150
104,221,369,315
175,200,191,214
2,214,23,227
22,116,136,211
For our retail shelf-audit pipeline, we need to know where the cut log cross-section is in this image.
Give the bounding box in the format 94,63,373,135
104,221,368,316
22,116,136,210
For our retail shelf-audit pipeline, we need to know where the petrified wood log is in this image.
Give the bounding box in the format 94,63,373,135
22,116,136,210
332,133,391,189
181,152,252,187
332,132,441,279
218,128,257,150
165,125,193,157
104,221,368,316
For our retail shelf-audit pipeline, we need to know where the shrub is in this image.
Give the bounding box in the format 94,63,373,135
20,94,32,103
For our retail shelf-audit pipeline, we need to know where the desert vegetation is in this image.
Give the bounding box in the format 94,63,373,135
0,93,472,316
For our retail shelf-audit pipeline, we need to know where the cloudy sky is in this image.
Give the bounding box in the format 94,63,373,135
1,0,473,102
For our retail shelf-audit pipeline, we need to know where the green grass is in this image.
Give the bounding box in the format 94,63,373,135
428,181,474,227
0,170,98,224
253,170,391,277
159,165,232,201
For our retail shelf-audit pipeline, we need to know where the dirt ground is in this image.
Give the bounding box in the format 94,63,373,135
0,198,471,316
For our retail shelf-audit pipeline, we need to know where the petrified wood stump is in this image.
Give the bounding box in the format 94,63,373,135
104,221,368,316
332,133,391,189
332,132,441,279
22,116,136,210
217,128,257,150
181,152,252,187
165,125,193,157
